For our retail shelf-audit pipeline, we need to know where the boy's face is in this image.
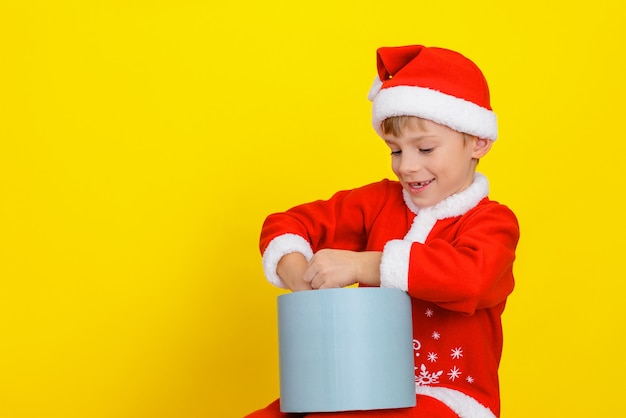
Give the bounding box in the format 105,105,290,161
383,118,492,208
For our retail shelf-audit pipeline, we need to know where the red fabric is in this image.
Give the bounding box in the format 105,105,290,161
259,179,519,417
406,203,517,314
246,396,459,418
376,45,492,110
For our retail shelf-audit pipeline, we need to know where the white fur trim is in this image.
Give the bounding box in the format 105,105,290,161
415,386,496,418
403,173,489,217
380,174,489,288
371,85,497,140
379,239,411,290
261,234,313,288
367,76,383,101
402,173,489,243
403,211,437,244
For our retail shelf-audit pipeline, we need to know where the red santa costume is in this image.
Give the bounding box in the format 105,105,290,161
247,45,519,418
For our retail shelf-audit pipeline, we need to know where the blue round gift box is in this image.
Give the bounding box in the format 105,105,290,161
277,287,416,413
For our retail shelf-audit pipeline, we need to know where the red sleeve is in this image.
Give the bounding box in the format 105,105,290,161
407,202,519,314
259,180,393,255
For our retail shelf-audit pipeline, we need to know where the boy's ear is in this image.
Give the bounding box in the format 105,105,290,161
472,137,493,159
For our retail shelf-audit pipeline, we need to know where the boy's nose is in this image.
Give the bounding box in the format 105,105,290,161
399,154,419,174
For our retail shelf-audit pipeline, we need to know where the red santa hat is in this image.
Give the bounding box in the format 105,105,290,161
368,45,498,140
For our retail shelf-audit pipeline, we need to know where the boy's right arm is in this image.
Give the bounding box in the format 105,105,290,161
277,252,312,292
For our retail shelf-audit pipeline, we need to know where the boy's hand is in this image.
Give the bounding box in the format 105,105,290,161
277,252,313,292
303,249,382,289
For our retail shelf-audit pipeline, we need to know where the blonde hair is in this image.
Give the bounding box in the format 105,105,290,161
381,115,475,145
381,116,425,138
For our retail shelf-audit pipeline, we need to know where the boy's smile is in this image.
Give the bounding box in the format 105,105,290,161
383,117,492,209
407,179,434,192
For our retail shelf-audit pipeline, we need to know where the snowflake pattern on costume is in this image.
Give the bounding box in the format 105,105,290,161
451,347,463,359
413,305,476,388
415,364,443,386
448,366,462,381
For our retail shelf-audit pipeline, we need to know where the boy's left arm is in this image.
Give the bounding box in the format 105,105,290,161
381,204,520,314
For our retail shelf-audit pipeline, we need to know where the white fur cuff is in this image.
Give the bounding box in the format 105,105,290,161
380,239,411,291
261,234,313,288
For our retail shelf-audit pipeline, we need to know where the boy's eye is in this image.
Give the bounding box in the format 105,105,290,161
390,150,401,156
419,148,433,154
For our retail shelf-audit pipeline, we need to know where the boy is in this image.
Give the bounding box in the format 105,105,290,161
248,45,519,418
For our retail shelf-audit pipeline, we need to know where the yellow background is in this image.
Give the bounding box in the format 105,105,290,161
1,1,624,417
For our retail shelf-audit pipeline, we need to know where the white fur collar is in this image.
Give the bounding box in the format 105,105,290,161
402,173,489,243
